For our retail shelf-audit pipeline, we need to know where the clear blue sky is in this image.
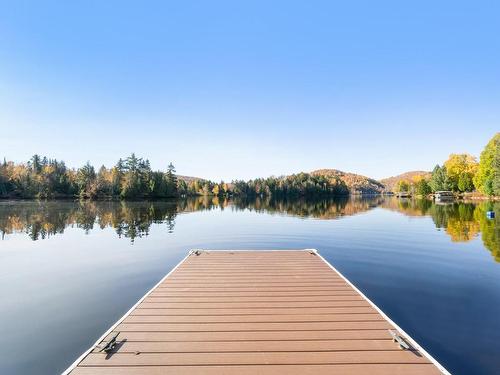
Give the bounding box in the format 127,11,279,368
0,1,498,180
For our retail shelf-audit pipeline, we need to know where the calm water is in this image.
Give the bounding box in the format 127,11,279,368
0,197,499,375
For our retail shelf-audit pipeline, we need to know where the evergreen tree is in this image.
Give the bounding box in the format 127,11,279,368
415,179,431,196
120,153,151,198
76,162,96,198
29,154,42,174
149,171,168,198
166,162,178,197
0,160,7,196
429,165,451,192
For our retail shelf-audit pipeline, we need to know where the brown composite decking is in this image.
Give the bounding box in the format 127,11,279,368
65,250,448,375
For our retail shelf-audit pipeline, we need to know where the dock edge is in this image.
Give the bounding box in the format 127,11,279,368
61,248,451,375
306,248,451,375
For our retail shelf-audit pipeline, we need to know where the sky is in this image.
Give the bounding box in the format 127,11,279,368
0,1,498,181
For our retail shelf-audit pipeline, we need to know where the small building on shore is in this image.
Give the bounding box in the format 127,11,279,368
434,191,454,201
395,192,411,198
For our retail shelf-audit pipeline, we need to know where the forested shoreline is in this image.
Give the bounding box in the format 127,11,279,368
392,133,499,197
0,133,498,200
0,153,349,200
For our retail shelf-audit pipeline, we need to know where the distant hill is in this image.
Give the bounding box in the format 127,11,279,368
311,169,386,194
179,170,434,195
176,175,203,183
380,171,431,192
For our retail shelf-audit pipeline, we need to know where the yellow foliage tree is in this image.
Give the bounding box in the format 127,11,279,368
444,153,478,192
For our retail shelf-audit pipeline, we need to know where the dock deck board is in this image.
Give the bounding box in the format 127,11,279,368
65,250,447,375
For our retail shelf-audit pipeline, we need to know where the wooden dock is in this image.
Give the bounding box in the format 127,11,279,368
64,250,449,375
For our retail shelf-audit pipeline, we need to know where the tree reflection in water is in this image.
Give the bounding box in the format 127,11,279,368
0,197,498,261
381,198,499,261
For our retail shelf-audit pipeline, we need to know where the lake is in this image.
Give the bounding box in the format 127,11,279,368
0,197,499,375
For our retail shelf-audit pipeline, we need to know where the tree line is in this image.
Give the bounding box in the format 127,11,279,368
0,154,349,199
231,173,349,198
1,133,498,199
0,153,181,199
395,133,499,197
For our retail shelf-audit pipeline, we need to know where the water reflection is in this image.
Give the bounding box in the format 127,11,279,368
0,197,498,261
381,199,499,261
231,195,385,219
0,201,180,242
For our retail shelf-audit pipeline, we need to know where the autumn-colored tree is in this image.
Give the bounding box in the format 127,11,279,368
189,180,200,195
473,133,500,196
474,202,499,261
444,153,478,192
177,179,188,196
396,180,410,192
458,171,474,192
202,182,211,196
96,166,113,196
444,204,480,242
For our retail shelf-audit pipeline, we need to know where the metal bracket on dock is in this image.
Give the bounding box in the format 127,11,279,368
96,331,120,353
189,249,205,256
389,329,410,350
